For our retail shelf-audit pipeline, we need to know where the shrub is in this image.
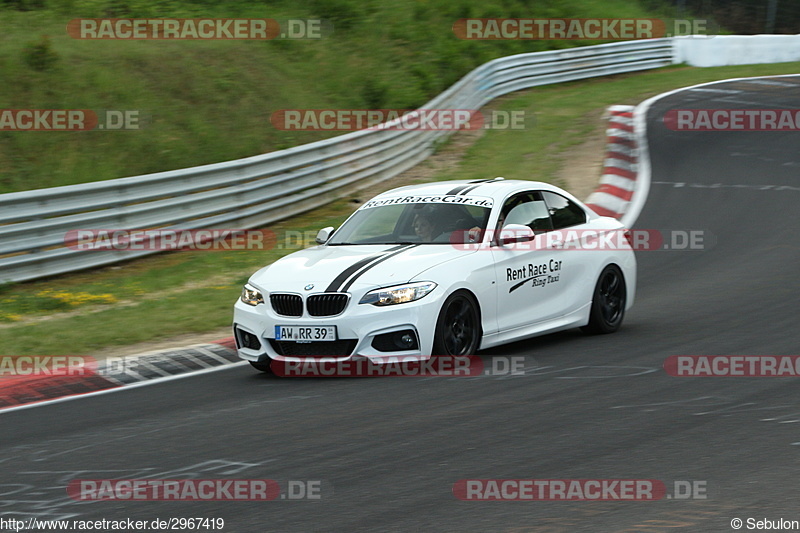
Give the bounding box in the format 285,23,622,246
1,0,47,11
22,35,59,71
361,78,389,109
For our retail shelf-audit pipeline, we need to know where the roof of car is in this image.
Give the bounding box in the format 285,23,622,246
372,178,574,201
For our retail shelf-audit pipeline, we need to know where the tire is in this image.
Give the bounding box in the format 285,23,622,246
432,291,481,355
581,264,626,335
249,360,272,373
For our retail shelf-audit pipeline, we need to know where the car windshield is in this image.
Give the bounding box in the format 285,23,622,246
328,200,492,245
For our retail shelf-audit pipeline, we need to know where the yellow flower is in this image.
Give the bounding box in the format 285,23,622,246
39,290,118,306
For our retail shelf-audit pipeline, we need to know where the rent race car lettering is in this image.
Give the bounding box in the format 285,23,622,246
360,195,493,209
507,260,563,293
506,260,561,281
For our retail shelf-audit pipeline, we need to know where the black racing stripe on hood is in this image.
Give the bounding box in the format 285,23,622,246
461,178,499,195
458,184,482,195
325,244,410,293
446,184,470,195
340,244,420,293
454,178,495,196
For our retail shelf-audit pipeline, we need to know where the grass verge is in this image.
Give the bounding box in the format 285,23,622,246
0,0,674,194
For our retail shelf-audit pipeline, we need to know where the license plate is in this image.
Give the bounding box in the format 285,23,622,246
275,325,337,342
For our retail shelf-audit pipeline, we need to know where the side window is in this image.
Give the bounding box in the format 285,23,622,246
499,192,554,233
542,192,586,229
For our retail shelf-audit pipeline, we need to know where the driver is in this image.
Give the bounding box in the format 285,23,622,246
413,212,440,242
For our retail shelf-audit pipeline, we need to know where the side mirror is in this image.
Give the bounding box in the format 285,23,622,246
499,224,535,245
315,226,335,245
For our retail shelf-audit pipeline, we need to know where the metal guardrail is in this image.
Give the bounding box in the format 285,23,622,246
0,38,673,283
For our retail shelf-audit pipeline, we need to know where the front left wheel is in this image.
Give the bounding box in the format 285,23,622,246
432,291,481,355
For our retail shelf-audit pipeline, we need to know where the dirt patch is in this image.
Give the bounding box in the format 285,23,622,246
346,121,488,204
556,115,607,201
356,105,607,204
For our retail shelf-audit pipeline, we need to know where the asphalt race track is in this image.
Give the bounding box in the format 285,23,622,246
2,76,799,532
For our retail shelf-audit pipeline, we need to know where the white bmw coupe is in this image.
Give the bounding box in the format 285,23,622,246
234,178,636,371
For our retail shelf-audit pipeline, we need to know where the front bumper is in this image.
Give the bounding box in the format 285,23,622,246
232,290,445,364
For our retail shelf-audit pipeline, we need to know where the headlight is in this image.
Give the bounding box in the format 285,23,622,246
359,282,437,306
240,283,264,306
